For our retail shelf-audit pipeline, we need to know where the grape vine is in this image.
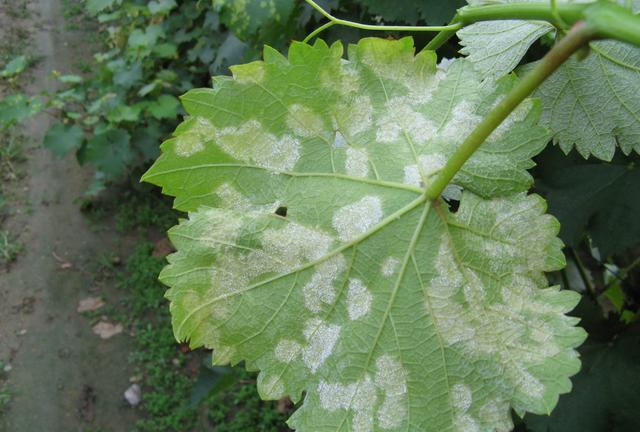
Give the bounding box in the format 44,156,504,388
142,1,640,431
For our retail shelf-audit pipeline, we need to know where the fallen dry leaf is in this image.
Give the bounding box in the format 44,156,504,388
92,321,123,339
77,297,105,313
52,251,73,269
124,384,142,406
152,237,175,257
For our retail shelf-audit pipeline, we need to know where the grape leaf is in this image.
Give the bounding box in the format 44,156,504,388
459,0,640,160
458,20,552,79
79,128,132,179
534,146,640,258
143,38,585,431
86,0,121,16
533,40,640,160
43,123,85,158
0,55,29,78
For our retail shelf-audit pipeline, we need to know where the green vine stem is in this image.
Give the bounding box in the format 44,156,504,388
427,1,639,54
425,22,597,200
302,0,462,42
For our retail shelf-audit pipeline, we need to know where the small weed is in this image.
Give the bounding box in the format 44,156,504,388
0,360,11,414
115,187,177,233
121,243,292,431
0,130,26,183
205,369,292,432
121,243,197,431
0,231,21,264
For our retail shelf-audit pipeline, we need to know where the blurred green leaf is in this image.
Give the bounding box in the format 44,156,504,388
536,146,640,258
86,0,120,16
0,94,43,127
147,94,179,120
58,74,83,84
0,55,28,78
148,0,177,15
80,128,132,179
525,327,640,432
43,123,85,158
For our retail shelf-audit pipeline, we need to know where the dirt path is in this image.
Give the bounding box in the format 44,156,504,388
0,1,138,430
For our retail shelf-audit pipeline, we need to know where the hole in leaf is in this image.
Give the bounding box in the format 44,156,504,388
275,206,288,217
445,199,460,213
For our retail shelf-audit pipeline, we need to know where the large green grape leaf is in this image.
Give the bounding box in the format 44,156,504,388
533,39,640,160
459,0,640,160
143,38,586,431
458,19,553,80
458,0,594,80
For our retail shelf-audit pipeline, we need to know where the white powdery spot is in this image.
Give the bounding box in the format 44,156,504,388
347,279,372,320
217,120,300,172
426,237,477,347
455,414,480,432
303,255,347,313
302,318,341,373
345,147,369,178
375,355,408,429
318,380,357,411
258,373,285,399
403,164,421,187
479,399,513,432
174,117,216,157
440,101,483,146
200,209,244,247
333,130,347,148
418,154,446,178
335,95,373,137
340,66,361,94
438,57,456,72
216,183,253,210
489,99,533,142
318,376,377,432
212,222,334,308
376,97,437,144
451,383,473,413
430,239,463,298
274,339,302,363
515,369,545,399
381,257,400,277
286,104,325,138
233,61,266,84
332,196,383,242
403,154,446,188
215,183,280,213
376,97,437,145
262,222,334,272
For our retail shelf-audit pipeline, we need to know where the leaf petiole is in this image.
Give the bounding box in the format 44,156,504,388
425,22,597,200
302,0,462,43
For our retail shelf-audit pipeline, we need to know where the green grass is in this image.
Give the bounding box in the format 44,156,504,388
115,187,177,233
0,231,21,265
121,243,196,431
0,360,11,415
120,242,292,431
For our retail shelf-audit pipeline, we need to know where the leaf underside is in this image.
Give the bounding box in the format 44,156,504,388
143,37,586,432
459,0,640,161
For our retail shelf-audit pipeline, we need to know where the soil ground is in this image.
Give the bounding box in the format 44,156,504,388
0,0,139,430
